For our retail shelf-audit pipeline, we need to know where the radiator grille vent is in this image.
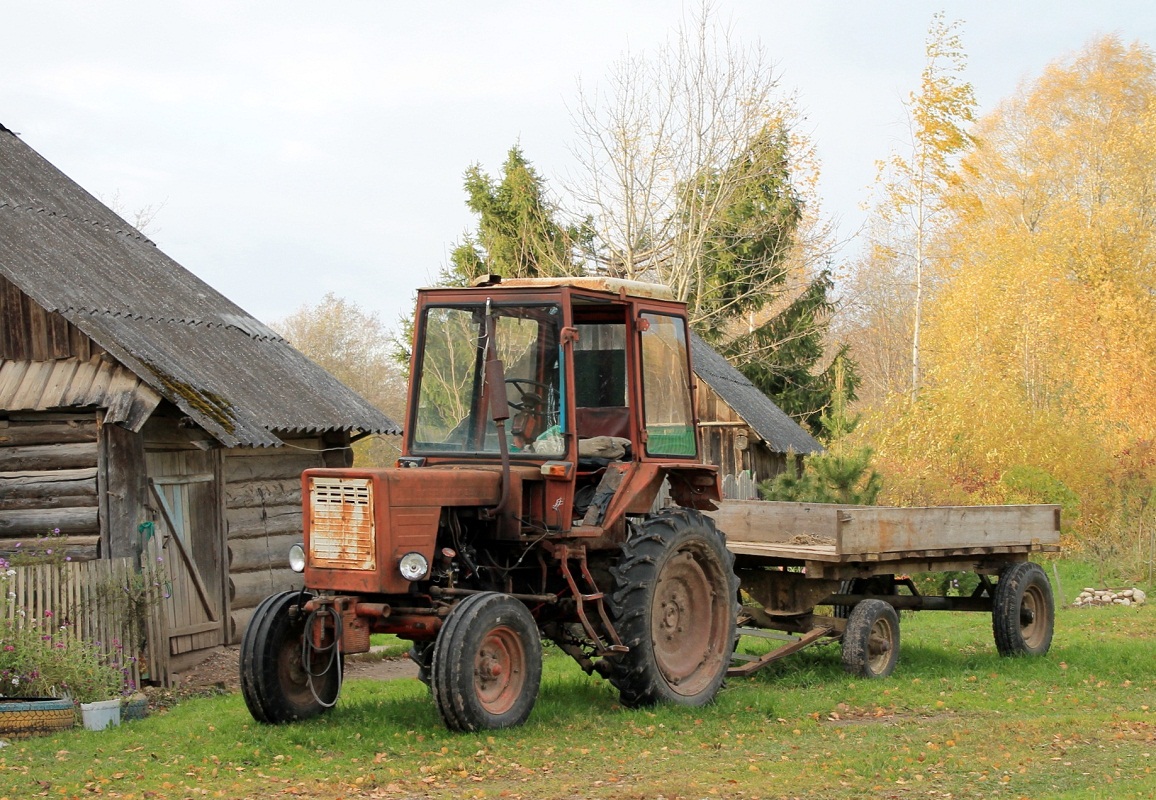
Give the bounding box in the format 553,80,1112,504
308,476,376,570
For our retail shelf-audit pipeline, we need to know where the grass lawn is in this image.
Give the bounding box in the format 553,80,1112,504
3,558,1154,800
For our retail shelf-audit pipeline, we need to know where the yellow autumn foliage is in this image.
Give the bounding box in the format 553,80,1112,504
859,35,1156,552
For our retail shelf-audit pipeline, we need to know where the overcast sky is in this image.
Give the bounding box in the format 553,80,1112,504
3,2,1154,332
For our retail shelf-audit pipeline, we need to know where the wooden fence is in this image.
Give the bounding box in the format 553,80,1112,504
721,470,761,500
653,470,762,510
0,556,170,691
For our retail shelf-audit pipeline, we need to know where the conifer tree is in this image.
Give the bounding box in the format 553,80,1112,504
759,357,881,504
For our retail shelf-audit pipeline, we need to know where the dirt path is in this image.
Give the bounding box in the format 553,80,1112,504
173,646,419,692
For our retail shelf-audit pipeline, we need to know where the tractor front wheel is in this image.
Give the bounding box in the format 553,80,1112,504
240,591,342,724
431,592,543,732
607,509,739,708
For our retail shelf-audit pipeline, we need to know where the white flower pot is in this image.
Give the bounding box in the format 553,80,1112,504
80,698,121,731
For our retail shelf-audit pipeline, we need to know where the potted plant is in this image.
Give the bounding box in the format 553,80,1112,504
60,640,124,731
1,537,141,735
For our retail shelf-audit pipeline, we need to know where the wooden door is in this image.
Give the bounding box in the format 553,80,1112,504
145,449,225,656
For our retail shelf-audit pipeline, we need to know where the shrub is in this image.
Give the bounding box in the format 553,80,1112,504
0,535,140,703
0,603,122,702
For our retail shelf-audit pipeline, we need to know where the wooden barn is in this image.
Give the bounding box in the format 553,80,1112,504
0,122,399,676
690,332,822,488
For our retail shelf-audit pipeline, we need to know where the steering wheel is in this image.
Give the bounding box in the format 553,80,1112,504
505,378,551,413
505,378,554,446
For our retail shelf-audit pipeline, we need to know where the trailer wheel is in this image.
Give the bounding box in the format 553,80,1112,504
841,599,900,678
431,592,542,732
833,576,895,619
608,509,739,708
240,591,341,724
992,562,1054,657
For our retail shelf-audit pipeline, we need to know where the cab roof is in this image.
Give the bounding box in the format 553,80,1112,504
421,275,675,301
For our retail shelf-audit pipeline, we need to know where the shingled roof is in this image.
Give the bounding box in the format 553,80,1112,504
0,123,400,447
690,332,823,456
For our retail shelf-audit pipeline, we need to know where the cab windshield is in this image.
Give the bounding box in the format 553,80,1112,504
410,303,564,456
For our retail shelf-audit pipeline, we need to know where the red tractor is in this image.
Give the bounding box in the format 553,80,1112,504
240,276,739,731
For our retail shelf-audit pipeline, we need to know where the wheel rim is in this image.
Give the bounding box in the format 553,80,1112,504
276,613,337,707
473,625,526,715
276,635,315,707
651,544,729,697
866,616,896,674
1020,582,1048,649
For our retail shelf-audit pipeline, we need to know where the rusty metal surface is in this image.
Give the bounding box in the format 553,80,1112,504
728,626,831,677
308,475,376,571
739,568,840,616
303,467,503,595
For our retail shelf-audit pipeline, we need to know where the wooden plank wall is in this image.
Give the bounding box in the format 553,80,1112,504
0,413,101,559
695,382,785,482
708,499,1062,556
0,275,98,362
0,556,169,690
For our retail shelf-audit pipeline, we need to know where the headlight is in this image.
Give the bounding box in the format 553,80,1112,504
398,552,429,581
288,544,306,573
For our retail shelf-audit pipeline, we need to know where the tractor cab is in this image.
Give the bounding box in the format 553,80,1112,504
401,275,718,536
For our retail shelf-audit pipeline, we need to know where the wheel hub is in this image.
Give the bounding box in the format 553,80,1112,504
472,627,525,714
651,547,728,696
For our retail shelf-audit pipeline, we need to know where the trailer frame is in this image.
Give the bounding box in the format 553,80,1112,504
708,500,1062,678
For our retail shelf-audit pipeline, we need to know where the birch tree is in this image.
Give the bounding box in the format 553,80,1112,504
566,1,844,426
568,2,805,329
866,12,976,400
864,35,1156,551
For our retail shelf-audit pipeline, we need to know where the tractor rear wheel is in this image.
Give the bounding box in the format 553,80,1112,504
607,509,739,708
431,592,542,731
240,591,341,724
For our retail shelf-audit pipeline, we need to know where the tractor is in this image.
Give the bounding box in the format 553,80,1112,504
240,276,740,731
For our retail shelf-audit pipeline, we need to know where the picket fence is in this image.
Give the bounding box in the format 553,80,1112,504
653,470,762,509
1,557,170,692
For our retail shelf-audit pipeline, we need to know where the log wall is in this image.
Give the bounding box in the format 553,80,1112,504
222,434,349,643
0,413,101,560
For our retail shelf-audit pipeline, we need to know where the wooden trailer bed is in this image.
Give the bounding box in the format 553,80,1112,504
708,500,1061,566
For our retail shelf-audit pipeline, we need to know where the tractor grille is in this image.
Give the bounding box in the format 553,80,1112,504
308,476,376,570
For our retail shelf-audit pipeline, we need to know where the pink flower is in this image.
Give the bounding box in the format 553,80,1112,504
44,610,53,618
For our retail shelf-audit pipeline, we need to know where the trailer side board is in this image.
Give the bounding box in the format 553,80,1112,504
708,500,1061,561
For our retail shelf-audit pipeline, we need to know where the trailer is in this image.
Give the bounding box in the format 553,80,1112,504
709,500,1061,677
